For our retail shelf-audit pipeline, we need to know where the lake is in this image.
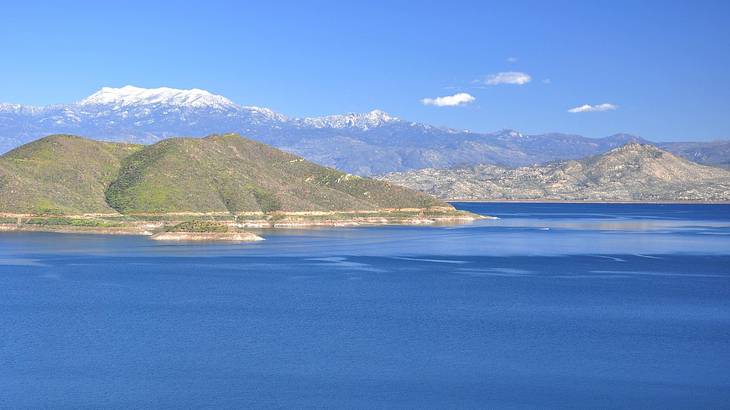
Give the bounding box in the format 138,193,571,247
1,203,729,409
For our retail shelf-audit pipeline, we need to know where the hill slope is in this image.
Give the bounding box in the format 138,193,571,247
106,134,443,213
379,144,730,201
0,135,141,214
0,134,446,215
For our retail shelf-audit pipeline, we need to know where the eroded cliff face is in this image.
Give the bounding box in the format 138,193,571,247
380,144,730,202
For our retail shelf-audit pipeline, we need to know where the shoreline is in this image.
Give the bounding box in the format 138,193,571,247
448,199,730,205
0,209,485,240
0,224,149,236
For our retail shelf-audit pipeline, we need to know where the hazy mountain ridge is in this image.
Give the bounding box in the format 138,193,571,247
379,143,730,201
1,86,728,175
658,140,730,169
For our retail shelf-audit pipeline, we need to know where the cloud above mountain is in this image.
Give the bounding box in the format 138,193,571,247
483,71,531,85
568,103,617,113
421,92,475,107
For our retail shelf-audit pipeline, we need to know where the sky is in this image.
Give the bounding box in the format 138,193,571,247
1,0,729,141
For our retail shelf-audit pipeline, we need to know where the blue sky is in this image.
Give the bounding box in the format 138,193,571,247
1,0,728,141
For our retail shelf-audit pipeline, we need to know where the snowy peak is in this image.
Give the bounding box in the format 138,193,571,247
488,129,525,139
0,103,23,112
78,86,237,110
0,103,46,115
241,105,289,122
362,109,397,123
300,109,399,130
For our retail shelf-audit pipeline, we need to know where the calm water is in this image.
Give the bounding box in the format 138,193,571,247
1,203,729,409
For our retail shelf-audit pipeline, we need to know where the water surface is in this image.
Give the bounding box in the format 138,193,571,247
1,203,729,408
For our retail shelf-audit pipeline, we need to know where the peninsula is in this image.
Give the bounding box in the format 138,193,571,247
0,134,478,240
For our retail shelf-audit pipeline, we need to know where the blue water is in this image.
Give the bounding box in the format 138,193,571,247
1,203,729,409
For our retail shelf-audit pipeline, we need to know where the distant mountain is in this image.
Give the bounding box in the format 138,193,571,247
379,143,730,202
1,86,728,175
78,85,239,109
658,140,730,169
0,134,445,215
0,86,289,150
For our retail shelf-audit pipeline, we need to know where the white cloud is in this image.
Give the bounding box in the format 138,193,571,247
542,78,552,84
421,92,475,107
506,57,518,63
568,103,617,113
484,71,531,85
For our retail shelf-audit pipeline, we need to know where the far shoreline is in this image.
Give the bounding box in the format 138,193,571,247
449,199,730,205
0,208,486,241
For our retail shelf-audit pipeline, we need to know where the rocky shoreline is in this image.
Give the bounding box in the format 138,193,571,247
0,208,484,241
0,224,147,236
449,199,730,204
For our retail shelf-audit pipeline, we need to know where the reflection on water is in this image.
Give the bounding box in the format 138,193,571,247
0,202,729,408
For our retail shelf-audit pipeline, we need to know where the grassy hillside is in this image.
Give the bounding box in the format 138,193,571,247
106,134,444,213
1,134,447,215
0,135,141,214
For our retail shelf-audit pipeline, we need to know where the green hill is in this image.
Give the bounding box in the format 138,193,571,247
0,134,447,215
0,135,142,214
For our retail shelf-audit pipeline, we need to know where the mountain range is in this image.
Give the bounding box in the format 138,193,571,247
1,86,729,175
379,144,730,202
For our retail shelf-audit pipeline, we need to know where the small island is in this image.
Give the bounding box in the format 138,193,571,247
149,221,263,242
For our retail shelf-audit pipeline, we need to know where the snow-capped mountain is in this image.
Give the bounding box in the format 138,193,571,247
0,86,726,175
298,110,399,130
78,86,238,110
